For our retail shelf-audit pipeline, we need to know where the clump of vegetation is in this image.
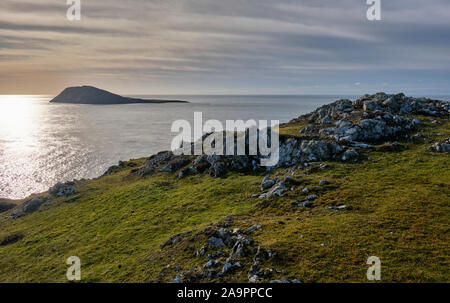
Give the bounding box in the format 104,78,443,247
0,232,24,246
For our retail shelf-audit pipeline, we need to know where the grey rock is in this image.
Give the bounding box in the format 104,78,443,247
204,259,220,268
139,151,174,176
342,149,359,162
428,138,450,153
216,228,231,240
161,158,190,173
266,181,286,198
208,236,225,247
261,175,276,191
307,194,318,201
248,275,261,283
247,225,262,233
270,279,290,283
22,198,44,213
49,181,77,197
319,180,329,186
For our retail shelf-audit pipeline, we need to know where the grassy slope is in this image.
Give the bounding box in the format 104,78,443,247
0,118,448,282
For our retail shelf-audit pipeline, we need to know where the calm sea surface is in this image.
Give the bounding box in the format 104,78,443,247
1,94,447,199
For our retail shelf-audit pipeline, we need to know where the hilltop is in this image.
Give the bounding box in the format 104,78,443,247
0,92,449,282
50,86,189,104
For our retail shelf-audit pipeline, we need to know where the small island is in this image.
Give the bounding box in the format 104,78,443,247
50,86,189,104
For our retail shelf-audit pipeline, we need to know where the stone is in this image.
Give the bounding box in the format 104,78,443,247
261,175,276,191
307,194,318,201
247,225,262,233
22,198,44,213
204,259,220,268
216,228,231,241
139,151,174,176
207,236,225,247
342,149,359,162
428,138,450,153
271,279,292,283
49,181,77,197
319,180,329,186
209,162,226,177
328,205,347,211
293,199,314,208
161,158,190,173
248,275,261,283
266,181,286,198
196,245,207,257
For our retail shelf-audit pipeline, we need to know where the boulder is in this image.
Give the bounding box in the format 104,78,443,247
22,197,46,213
428,138,450,153
342,149,359,162
261,175,276,191
49,181,77,197
207,237,225,247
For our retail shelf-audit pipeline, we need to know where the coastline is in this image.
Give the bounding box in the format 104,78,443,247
0,92,448,282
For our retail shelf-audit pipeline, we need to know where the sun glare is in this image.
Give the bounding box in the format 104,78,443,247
0,95,41,142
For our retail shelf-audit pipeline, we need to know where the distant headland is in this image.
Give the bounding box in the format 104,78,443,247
50,86,189,104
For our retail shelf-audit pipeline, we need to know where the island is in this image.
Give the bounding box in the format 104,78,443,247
50,86,189,104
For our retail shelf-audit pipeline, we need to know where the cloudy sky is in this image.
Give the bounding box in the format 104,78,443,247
1,0,449,95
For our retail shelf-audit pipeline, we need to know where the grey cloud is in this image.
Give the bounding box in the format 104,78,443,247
0,0,449,94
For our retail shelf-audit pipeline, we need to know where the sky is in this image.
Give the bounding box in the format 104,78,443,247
0,0,450,95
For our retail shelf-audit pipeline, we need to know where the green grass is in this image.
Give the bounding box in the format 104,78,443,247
0,119,448,282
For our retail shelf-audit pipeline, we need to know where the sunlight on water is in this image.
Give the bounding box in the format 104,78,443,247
0,95,39,145
0,96,45,199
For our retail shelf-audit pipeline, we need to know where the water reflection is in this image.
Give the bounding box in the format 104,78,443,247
0,96,44,199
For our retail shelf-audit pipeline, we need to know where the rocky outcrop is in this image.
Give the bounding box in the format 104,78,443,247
299,93,448,145
134,92,448,180
164,223,299,283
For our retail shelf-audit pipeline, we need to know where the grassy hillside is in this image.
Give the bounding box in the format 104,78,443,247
0,117,448,283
